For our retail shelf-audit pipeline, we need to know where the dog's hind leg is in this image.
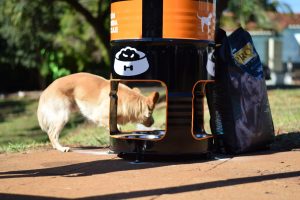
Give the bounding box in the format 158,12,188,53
38,96,71,152
48,123,70,152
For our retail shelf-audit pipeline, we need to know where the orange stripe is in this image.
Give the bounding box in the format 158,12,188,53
163,0,215,40
111,0,142,40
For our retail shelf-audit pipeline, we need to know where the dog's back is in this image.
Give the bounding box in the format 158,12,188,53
37,73,107,131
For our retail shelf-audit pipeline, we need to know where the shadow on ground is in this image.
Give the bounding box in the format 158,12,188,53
0,132,299,180
0,157,173,180
1,170,300,200
270,132,300,151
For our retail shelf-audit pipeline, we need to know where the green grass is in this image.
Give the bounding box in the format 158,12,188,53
0,88,299,153
0,97,110,153
267,89,300,133
0,98,48,152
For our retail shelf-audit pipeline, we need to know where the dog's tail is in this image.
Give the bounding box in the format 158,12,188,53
37,93,47,132
37,92,71,133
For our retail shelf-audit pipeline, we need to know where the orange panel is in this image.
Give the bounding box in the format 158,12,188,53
111,0,142,40
163,0,215,40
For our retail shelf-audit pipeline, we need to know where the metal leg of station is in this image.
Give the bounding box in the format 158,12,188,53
134,140,147,163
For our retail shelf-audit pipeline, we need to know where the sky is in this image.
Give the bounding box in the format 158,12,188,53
278,0,300,13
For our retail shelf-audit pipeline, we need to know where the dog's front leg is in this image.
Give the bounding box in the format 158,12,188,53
117,124,122,131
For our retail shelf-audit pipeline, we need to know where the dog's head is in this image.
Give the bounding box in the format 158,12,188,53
140,91,159,127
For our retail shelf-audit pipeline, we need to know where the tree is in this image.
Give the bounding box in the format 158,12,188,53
263,0,293,13
0,0,110,88
217,0,293,30
0,0,66,86
227,0,271,28
216,0,229,27
0,0,60,68
53,0,110,63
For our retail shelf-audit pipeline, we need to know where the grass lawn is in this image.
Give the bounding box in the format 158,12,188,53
0,97,110,153
267,89,300,133
0,88,299,153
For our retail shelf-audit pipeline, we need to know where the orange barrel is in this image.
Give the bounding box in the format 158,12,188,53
110,0,216,156
111,0,215,41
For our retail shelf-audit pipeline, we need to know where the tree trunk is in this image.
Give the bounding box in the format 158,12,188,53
216,0,229,28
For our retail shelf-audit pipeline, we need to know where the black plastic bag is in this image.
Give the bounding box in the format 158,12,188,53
213,28,274,154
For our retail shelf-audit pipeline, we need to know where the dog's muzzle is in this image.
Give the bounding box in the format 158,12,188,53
143,116,154,127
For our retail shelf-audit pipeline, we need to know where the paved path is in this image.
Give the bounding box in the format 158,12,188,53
0,149,299,199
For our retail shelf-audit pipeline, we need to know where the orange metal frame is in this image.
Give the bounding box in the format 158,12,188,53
109,79,168,141
191,80,215,141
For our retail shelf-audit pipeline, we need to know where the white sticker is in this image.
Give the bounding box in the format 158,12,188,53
197,12,213,33
114,47,149,76
110,12,118,34
206,50,215,77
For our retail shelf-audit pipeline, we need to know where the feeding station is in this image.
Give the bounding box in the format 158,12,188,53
109,0,216,159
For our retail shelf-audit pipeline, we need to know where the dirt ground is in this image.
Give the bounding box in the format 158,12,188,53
0,148,299,200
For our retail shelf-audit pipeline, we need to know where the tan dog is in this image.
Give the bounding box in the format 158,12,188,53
37,73,159,152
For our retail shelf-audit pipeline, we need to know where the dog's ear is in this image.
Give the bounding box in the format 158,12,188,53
132,87,141,93
147,91,159,108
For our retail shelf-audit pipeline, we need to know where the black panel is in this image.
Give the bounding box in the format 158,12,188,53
111,40,209,92
142,0,163,38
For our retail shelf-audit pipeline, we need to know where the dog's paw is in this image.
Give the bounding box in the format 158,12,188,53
57,146,71,153
117,125,122,131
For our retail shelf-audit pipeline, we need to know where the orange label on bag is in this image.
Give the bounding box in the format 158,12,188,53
111,0,142,40
163,0,215,40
